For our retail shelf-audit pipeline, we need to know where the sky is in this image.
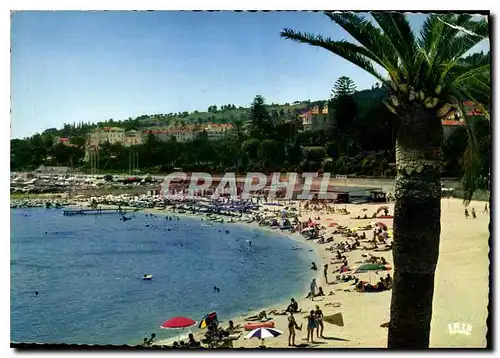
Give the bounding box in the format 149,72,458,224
10,11,490,139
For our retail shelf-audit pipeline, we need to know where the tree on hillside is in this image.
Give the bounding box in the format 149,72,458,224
329,76,359,154
282,12,490,348
331,76,356,98
248,95,273,139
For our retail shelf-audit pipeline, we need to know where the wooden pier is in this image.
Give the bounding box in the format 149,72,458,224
63,208,138,216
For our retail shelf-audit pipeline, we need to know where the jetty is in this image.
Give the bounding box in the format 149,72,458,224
63,208,138,216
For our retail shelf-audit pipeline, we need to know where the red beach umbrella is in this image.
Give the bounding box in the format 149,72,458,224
160,316,197,329
376,222,388,230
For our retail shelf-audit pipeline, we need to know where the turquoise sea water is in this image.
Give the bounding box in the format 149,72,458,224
11,208,317,345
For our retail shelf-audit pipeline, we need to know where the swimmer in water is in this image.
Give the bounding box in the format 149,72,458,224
35,291,38,296
249,241,252,247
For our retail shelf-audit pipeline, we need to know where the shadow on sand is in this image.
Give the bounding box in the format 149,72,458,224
321,336,350,342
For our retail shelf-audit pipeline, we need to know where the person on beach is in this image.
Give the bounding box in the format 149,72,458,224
306,310,317,343
286,298,299,313
142,337,150,347
187,333,200,347
385,274,393,289
316,287,325,297
484,203,489,214
315,305,324,338
323,264,329,283
465,208,469,219
472,208,476,219
311,262,317,271
377,278,386,291
287,311,302,346
309,279,317,301
146,333,156,346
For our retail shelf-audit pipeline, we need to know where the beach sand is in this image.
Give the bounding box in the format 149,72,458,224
139,198,488,348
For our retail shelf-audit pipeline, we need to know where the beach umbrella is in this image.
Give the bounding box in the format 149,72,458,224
355,263,391,273
376,222,388,230
376,206,390,215
160,316,197,342
161,316,197,329
198,311,219,330
245,327,282,347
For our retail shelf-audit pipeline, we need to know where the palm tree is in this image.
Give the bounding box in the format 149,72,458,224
281,12,490,348
232,118,246,144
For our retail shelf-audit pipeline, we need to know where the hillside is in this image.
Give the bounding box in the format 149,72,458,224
36,88,389,139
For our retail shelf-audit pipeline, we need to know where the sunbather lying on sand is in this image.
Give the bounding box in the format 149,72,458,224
325,301,342,308
245,311,269,321
354,278,391,293
374,244,392,251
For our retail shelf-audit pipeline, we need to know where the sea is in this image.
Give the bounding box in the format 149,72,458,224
10,208,318,345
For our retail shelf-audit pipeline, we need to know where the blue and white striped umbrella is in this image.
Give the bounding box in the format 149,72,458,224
245,327,283,340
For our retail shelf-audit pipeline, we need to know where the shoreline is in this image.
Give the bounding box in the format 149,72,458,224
12,198,489,348
139,206,325,347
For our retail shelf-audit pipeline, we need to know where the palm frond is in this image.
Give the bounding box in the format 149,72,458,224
280,29,388,84
452,65,490,88
323,12,400,81
371,12,416,80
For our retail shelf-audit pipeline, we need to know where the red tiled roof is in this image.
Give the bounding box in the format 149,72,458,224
441,120,465,126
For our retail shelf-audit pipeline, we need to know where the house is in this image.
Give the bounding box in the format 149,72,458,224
143,128,196,143
124,130,143,147
105,127,126,144
204,123,234,140
440,100,486,139
53,137,72,146
300,105,331,131
441,119,466,139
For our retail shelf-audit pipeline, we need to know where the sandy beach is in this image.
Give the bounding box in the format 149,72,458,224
138,197,489,348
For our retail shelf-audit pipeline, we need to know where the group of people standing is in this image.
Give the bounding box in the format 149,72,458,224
287,305,324,346
465,203,488,219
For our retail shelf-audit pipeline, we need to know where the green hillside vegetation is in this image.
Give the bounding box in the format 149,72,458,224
11,85,489,185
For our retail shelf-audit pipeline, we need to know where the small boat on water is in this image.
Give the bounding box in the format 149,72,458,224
142,274,153,280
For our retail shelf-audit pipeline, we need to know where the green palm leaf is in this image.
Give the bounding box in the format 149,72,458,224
280,29,387,83
371,12,416,80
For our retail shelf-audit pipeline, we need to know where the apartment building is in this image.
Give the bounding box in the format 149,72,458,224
124,130,143,147
143,123,233,143
203,123,234,140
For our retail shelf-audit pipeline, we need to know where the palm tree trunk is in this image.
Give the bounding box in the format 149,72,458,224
388,105,443,349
